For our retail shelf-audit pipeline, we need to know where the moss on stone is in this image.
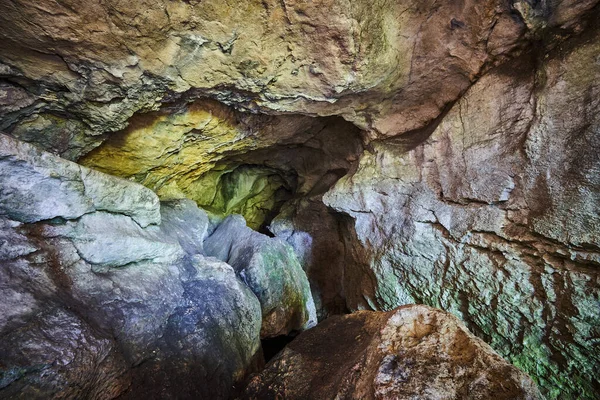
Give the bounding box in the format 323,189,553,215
80,99,298,230
193,164,293,231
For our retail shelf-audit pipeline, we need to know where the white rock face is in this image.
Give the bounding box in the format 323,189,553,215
0,133,160,227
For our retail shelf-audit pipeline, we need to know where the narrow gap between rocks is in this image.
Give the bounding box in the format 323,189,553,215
261,334,297,362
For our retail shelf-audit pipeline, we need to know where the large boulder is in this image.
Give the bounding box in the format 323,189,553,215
205,214,317,337
242,304,542,400
0,133,160,227
0,135,262,399
324,23,600,399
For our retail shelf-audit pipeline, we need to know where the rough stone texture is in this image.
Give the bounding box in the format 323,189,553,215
1,0,597,159
159,198,210,255
0,306,129,400
0,133,160,227
194,164,292,231
1,1,599,399
79,103,363,231
324,25,600,399
78,99,321,200
269,198,359,320
242,304,542,400
0,136,263,399
205,214,317,338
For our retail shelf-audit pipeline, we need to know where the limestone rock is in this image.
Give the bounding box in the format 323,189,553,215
205,214,317,337
0,306,129,400
0,133,160,227
242,305,542,400
324,24,600,399
0,136,262,399
2,0,596,158
159,198,210,255
0,1,599,399
79,102,363,231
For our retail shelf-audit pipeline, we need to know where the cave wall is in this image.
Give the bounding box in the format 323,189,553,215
2,0,596,159
324,26,600,398
1,0,600,399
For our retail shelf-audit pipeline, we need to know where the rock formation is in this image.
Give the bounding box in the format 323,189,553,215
242,305,543,400
1,0,599,398
0,134,314,398
324,23,600,398
205,214,317,338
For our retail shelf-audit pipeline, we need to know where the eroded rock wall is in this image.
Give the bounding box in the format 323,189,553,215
1,0,597,159
325,25,600,399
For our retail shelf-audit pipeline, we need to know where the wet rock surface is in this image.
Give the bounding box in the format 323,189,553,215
242,304,542,400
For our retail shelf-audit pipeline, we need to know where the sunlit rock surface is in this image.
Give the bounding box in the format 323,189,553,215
242,304,542,400
0,135,263,399
324,25,600,399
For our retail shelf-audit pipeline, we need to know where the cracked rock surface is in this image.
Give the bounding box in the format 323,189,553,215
205,214,317,338
324,24,600,399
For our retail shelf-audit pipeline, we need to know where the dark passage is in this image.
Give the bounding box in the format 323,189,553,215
261,334,297,362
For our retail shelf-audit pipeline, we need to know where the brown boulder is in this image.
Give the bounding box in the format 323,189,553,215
242,305,542,400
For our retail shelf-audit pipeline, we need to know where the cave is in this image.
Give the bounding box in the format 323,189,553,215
0,1,599,400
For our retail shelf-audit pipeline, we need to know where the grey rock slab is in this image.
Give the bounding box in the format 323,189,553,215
205,214,317,337
49,211,185,270
0,133,160,227
159,198,210,256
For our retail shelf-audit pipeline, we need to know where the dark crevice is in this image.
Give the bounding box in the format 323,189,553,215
261,334,297,362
